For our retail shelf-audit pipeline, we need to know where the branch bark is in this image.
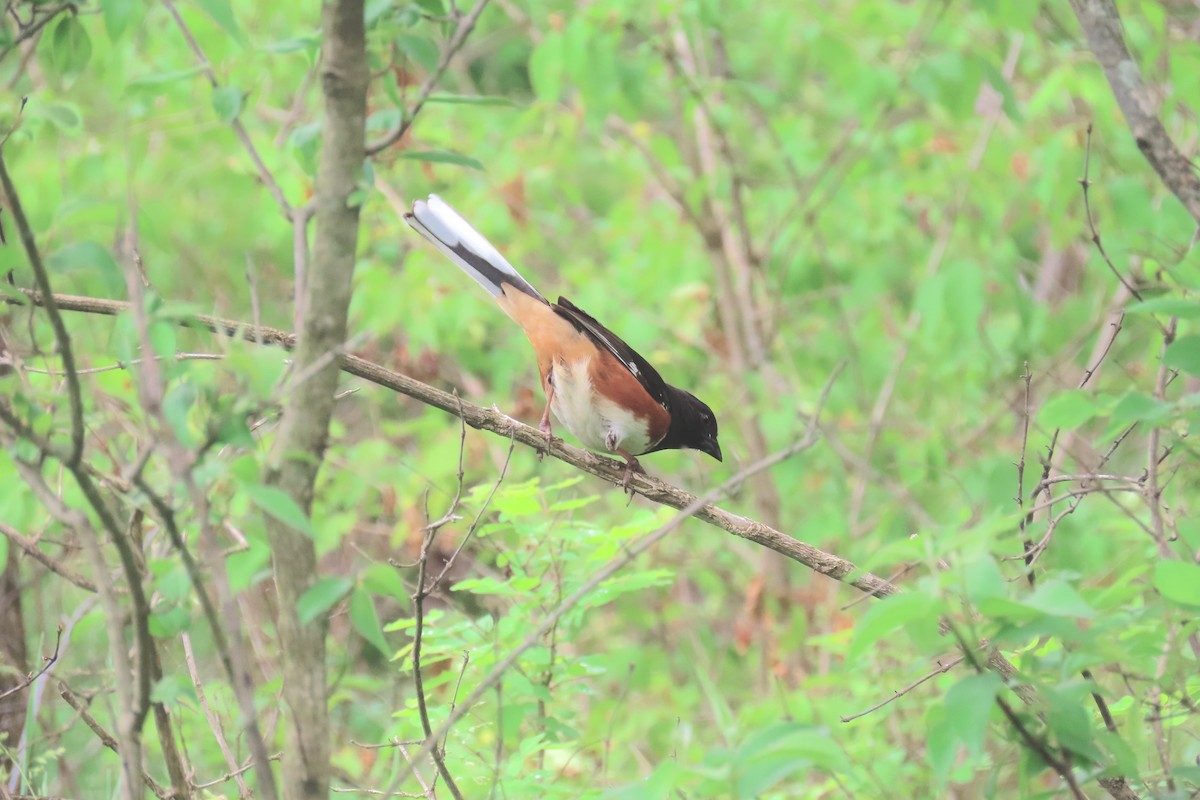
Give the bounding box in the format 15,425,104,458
5,288,897,593
261,1,366,797
1070,0,1200,226
5,287,1037,698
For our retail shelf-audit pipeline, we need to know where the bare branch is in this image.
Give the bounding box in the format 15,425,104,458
0,522,97,592
58,682,169,800
1078,124,1150,304
841,655,965,723
7,289,900,596
0,153,85,466
1070,0,1200,226
0,626,61,701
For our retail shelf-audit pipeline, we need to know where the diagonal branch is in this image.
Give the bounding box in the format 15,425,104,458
0,154,85,467
1070,0,1200,226
6,287,896,594
2,294,1036,618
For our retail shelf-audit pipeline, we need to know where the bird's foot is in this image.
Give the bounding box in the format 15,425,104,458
536,418,554,461
615,449,645,503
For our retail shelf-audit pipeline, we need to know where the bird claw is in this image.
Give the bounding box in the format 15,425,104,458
618,454,645,503
536,420,554,462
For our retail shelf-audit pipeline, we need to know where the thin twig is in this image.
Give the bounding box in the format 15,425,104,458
6,290,906,598
841,655,964,722
409,418,471,800
1017,363,1034,583
0,626,62,701
366,0,491,155
161,0,292,216
0,522,97,592
57,683,169,800
0,153,85,466
181,634,252,799
19,352,224,376
1078,124,1150,304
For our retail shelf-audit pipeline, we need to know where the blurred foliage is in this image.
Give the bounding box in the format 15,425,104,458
2,0,1200,797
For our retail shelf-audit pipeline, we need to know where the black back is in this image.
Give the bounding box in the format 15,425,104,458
552,296,671,411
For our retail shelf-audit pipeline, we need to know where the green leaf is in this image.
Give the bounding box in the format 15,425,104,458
150,674,197,707
226,538,271,592
45,15,92,78
395,34,439,73
212,410,255,448
46,241,118,278
366,108,401,134
161,382,199,447
733,723,850,796
244,484,316,537
127,66,207,88
1110,391,1170,425
349,587,390,654
192,0,247,46
261,36,319,54
963,556,1007,603
1163,334,1200,377
211,85,245,123
395,150,485,171
30,102,82,133
100,0,138,41
848,592,937,661
1126,296,1200,318
1024,579,1096,618
427,93,519,107
943,673,1000,757
529,31,564,103
925,706,956,786
289,121,322,176
1039,390,1102,429
1044,687,1102,764
413,0,444,16
1153,560,1200,607
148,605,191,637
150,560,192,602
362,562,408,602
297,577,353,624
148,320,177,362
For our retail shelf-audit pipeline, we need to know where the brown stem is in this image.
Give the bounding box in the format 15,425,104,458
261,1,367,797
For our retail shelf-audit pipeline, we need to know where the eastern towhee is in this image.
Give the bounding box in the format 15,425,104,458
405,195,722,486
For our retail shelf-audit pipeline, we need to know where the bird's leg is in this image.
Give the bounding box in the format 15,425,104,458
616,449,645,484
605,428,645,497
536,384,556,460
615,449,645,504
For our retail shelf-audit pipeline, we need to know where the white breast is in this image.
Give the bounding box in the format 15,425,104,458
549,357,655,455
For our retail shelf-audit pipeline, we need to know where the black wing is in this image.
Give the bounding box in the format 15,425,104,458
552,296,671,411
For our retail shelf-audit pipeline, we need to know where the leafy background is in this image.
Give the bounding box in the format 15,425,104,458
1,0,1199,797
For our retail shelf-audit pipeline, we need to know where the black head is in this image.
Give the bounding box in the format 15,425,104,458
651,386,722,462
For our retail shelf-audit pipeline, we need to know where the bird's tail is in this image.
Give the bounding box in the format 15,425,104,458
405,195,545,303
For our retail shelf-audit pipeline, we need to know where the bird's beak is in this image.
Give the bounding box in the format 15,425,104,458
701,437,723,462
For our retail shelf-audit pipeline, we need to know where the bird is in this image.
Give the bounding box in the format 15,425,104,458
404,194,722,487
